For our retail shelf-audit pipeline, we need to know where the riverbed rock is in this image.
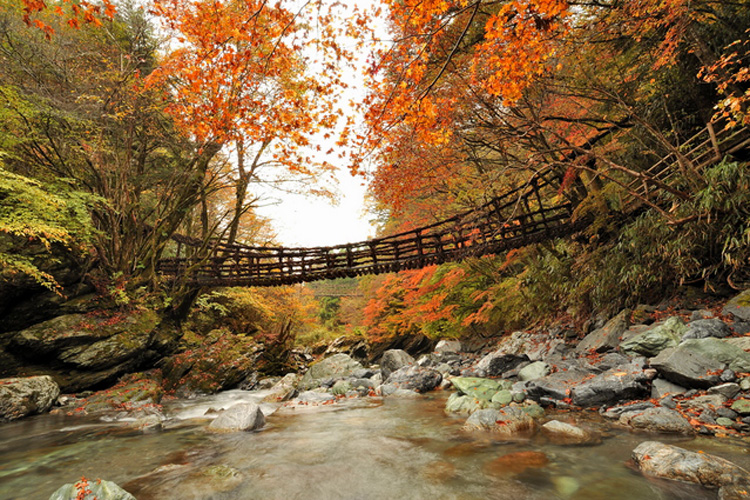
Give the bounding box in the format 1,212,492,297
622,407,693,434
262,373,300,402
570,359,653,407
462,407,536,436
49,479,136,500
709,383,741,400
379,349,415,380
723,290,750,322
0,375,60,422
81,374,163,414
291,390,337,404
208,403,265,432
542,420,600,445
298,353,362,390
649,345,724,389
450,377,512,401
678,338,750,373
731,399,750,416
434,340,461,354
651,378,687,398
682,319,732,341
518,361,550,382
632,441,750,488
576,309,631,354
524,367,591,403
444,393,488,414
620,317,686,357
385,365,442,393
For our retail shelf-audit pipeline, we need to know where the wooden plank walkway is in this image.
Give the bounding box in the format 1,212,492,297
157,122,750,287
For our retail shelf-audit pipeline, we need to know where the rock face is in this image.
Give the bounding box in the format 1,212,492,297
619,317,686,357
462,407,536,436
208,403,265,432
49,479,136,500
576,309,631,354
379,349,415,380
298,353,363,390
632,441,750,488
0,375,60,421
4,309,164,392
385,365,442,393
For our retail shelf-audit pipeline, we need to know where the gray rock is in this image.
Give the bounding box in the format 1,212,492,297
491,390,513,406
741,378,750,391
379,384,420,398
723,289,750,322
445,393,488,414
331,380,352,395
379,350,415,380
262,373,300,402
651,378,687,399
623,407,693,434
632,441,750,488
690,309,715,321
0,375,60,422
542,420,600,445
716,407,739,420
680,338,750,373
299,353,362,390
434,340,461,354
518,361,550,382
208,403,265,432
292,391,336,404
49,479,136,500
680,394,727,412
576,309,631,354
709,383,741,400
570,360,653,407
462,407,536,435
620,317,686,357
682,319,732,340
649,345,725,389
525,368,591,403
385,365,442,393
602,401,655,419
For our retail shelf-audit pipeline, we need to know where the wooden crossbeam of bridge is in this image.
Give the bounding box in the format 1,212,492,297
157,122,750,288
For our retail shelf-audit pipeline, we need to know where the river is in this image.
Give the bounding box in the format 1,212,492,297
1,390,748,499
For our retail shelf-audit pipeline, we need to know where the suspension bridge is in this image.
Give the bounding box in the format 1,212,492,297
157,122,750,287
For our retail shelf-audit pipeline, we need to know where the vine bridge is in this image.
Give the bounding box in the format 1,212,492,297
158,123,750,287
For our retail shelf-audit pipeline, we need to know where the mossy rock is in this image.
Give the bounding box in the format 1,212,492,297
450,377,512,401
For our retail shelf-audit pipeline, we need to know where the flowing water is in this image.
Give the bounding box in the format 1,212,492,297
1,390,749,500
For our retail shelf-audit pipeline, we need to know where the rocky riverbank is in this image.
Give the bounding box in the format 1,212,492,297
3,288,750,499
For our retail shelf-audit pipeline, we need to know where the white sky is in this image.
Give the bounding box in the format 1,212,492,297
252,1,384,248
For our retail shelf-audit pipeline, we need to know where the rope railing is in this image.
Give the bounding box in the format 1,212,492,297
157,122,750,287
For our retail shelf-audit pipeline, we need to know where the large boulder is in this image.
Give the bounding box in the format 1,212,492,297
474,331,565,377
576,309,631,354
632,441,750,489
79,374,163,414
524,367,592,403
649,346,725,389
379,349,415,380
262,373,300,402
385,365,442,393
462,407,536,436
0,375,60,421
682,319,732,341
49,479,136,500
678,338,750,373
298,353,362,390
434,340,461,354
208,403,265,432
570,359,653,407
619,317,686,357
723,290,750,322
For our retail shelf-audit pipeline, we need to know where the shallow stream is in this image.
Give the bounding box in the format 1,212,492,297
1,390,749,499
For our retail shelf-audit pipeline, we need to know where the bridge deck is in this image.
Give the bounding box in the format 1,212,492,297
157,122,750,287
